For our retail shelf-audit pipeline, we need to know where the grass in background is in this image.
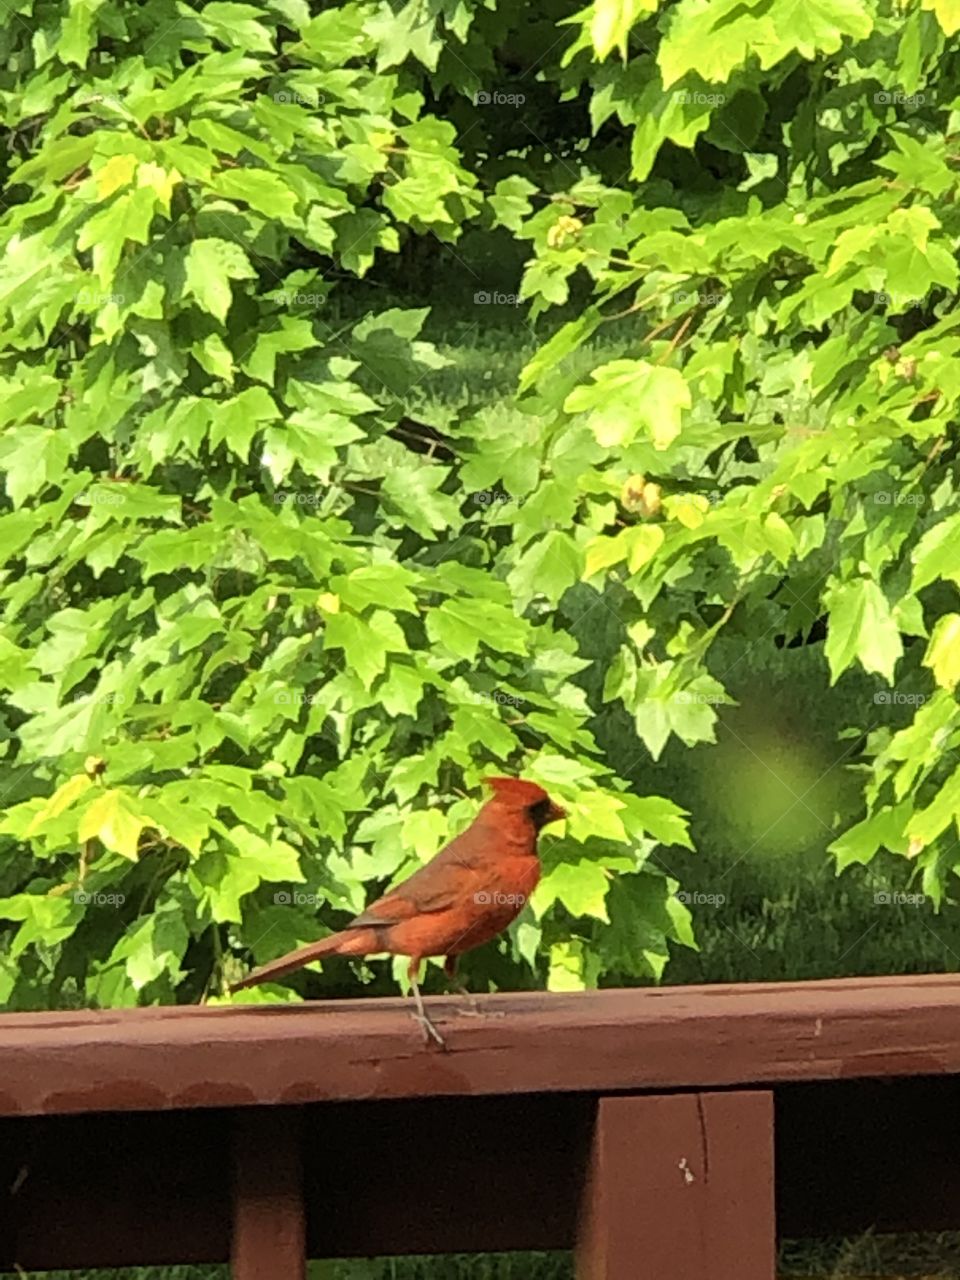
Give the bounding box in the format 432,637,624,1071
10,1237,960,1278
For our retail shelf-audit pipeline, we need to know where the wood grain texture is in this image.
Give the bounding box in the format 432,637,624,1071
1,975,960,1116
576,1093,776,1280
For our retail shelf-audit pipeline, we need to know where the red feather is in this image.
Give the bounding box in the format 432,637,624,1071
483,775,551,806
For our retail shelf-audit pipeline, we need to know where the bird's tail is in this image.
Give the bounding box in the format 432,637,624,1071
229,925,380,992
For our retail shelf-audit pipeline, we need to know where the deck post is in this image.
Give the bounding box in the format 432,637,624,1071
231,1107,306,1280
576,1091,776,1280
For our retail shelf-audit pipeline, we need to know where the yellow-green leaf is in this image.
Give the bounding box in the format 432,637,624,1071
25,773,93,836
627,523,665,571
583,530,631,577
533,860,611,921
94,153,138,199
78,788,154,859
923,0,960,34
402,808,448,862
590,0,659,61
924,613,960,690
546,939,601,991
136,161,182,213
666,494,710,529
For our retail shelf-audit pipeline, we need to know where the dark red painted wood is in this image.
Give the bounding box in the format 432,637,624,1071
576,1093,776,1280
4,1081,960,1267
2,980,960,1270
2,975,960,1116
232,1108,305,1279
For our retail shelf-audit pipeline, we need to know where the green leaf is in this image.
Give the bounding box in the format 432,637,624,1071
183,238,257,323
134,526,222,578
824,578,903,684
533,860,611,922
829,803,911,870
508,531,582,606
110,908,190,990
907,766,960,847
331,563,420,614
59,0,106,66
213,168,300,219
195,2,276,52
624,794,694,849
242,320,317,384
0,426,71,508
209,387,279,457
324,610,408,686
912,515,960,590
425,599,482,661
0,894,82,958
76,187,159,287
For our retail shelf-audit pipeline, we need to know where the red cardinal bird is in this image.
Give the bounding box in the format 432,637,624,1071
230,776,565,1045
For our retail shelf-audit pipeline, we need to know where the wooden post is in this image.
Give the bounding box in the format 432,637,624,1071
231,1108,306,1280
576,1091,776,1280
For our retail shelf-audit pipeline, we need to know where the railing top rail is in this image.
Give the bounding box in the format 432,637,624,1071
2,974,959,1117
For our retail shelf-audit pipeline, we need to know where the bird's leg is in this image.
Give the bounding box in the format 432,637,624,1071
444,956,504,1020
451,980,483,1017
408,960,445,1048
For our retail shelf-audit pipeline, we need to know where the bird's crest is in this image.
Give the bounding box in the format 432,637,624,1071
484,776,551,806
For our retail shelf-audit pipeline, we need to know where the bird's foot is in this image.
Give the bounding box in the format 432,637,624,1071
411,1010,447,1049
454,1000,505,1020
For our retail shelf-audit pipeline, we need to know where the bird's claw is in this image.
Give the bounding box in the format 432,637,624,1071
411,1011,447,1049
454,1003,505,1020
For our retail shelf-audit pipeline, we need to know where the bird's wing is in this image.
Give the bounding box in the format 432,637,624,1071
350,840,479,927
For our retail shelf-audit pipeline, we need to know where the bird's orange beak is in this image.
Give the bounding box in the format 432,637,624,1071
546,800,566,826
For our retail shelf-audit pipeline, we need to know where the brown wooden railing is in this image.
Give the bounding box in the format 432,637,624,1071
3,975,960,1278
